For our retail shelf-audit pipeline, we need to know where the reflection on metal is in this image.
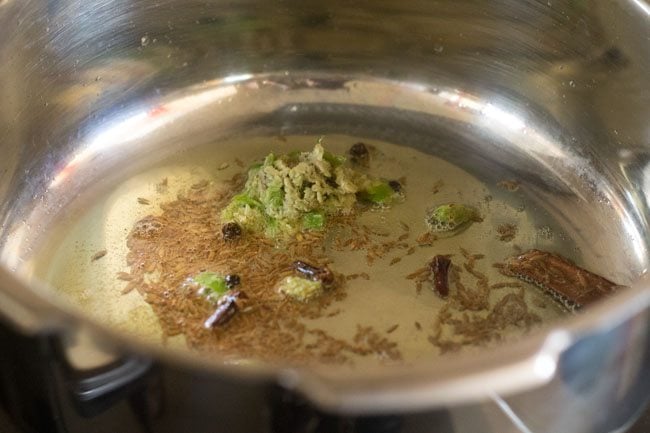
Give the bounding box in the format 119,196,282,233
223,73,255,84
620,189,649,267
491,394,535,433
436,89,567,160
50,82,239,188
533,354,557,380
481,104,526,132
630,0,650,16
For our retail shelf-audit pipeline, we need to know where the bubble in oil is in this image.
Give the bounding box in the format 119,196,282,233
537,225,554,240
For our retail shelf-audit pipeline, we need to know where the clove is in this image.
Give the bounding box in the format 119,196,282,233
292,260,335,288
204,291,247,328
430,255,452,297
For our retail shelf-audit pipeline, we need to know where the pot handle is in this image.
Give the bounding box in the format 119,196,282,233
0,267,156,416
60,352,155,417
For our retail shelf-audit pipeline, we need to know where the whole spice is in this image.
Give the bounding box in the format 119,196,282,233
204,291,246,328
349,142,369,165
292,260,335,288
388,180,402,193
497,249,622,311
194,271,230,302
278,276,323,302
430,255,452,297
224,274,241,289
221,222,242,241
91,250,107,262
426,204,482,233
496,223,517,242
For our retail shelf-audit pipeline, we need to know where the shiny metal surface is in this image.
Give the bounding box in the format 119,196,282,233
0,1,649,432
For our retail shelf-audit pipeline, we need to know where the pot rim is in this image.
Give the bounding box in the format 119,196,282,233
1,261,648,414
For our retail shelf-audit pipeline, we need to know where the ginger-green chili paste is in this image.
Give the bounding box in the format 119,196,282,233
221,141,401,237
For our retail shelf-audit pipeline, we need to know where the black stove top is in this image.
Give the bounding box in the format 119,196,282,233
1,325,648,433
1,389,648,433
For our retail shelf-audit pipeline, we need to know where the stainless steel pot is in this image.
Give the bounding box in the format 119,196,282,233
1,1,649,432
